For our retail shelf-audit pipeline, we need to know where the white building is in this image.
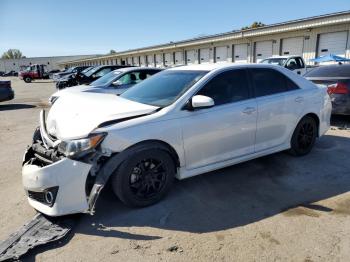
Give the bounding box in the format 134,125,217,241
61,10,350,68
0,55,99,72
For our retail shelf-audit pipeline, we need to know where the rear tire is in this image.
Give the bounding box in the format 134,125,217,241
289,116,317,156
111,148,175,207
24,77,32,83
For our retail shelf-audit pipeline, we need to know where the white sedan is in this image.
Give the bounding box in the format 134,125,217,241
22,63,331,216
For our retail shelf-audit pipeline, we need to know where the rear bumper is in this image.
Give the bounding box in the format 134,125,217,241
22,150,92,216
0,89,14,102
331,95,350,115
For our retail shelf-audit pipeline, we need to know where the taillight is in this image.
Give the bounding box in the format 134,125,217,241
327,82,349,95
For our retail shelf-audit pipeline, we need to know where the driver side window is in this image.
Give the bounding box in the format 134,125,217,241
197,69,250,106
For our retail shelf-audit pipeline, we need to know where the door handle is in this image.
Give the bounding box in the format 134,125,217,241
242,107,256,114
295,96,304,103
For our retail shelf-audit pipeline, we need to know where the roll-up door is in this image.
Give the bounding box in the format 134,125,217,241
234,44,248,63
199,48,210,64
281,37,304,56
255,41,273,63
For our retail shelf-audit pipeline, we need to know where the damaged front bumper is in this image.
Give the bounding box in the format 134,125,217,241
22,110,98,216
22,146,92,216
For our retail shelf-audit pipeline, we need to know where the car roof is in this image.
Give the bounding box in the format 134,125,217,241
113,66,162,73
167,63,282,72
266,55,300,59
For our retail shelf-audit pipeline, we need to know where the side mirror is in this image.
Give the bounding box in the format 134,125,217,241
112,80,123,86
190,95,214,110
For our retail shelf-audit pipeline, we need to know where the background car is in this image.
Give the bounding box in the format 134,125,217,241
55,65,131,89
48,69,62,79
3,71,18,77
49,67,162,104
52,66,89,81
304,64,350,115
260,55,308,75
19,64,50,83
0,80,14,102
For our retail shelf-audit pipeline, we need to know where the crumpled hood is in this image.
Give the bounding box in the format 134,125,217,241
46,92,158,140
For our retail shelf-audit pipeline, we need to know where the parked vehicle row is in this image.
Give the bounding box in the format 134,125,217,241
1,70,18,77
55,65,132,89
51,66,89,82
22,63,331,216
49,67,162,104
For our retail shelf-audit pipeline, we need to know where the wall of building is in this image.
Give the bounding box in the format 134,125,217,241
0,55,98,72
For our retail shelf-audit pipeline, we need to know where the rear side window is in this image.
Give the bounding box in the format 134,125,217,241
197,69,250,106
251,68,298,97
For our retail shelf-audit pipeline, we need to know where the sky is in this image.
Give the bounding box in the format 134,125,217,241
0,0,349,57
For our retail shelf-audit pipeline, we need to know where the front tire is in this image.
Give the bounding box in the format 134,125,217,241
24,77,32,83
289,116,317,156
111,148,175,207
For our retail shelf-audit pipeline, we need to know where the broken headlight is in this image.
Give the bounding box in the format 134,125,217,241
58,133,106,157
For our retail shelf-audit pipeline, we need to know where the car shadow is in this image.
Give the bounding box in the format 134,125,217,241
80,133,350,235
330,115,350,129
0,104,36,111
22,133,350,260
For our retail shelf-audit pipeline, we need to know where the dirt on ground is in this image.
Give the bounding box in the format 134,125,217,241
1,77,350,262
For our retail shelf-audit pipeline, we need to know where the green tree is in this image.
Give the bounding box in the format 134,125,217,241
1,49,25,59
241,22,265,30
109,49,117,54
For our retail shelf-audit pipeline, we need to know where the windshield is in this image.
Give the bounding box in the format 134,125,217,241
90,70,122,86
81,67,93,74
120,70,208,107
84,66,103,77
260,58,287,66
65,67,76,73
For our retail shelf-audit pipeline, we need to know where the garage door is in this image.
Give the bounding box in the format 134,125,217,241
215,46,228,63
186,50,197,65
199,48,210,64
318,31,348,57
281,37,304,56
147,55,154,67
175,51,183,65
155,54,163,67
164,53,172,67
133,57,139,66
233,44,248,63
140,56,146,67
255,41,273,62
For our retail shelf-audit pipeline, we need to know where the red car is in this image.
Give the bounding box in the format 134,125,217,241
19,64,49,83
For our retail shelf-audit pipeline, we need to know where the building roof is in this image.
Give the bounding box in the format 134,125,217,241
60,10,350,65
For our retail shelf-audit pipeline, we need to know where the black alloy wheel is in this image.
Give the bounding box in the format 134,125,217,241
289,116,317,156
112,148,175,207
129,158,167,200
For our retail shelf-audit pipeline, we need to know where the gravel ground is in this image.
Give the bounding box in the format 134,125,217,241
1,77,350,262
